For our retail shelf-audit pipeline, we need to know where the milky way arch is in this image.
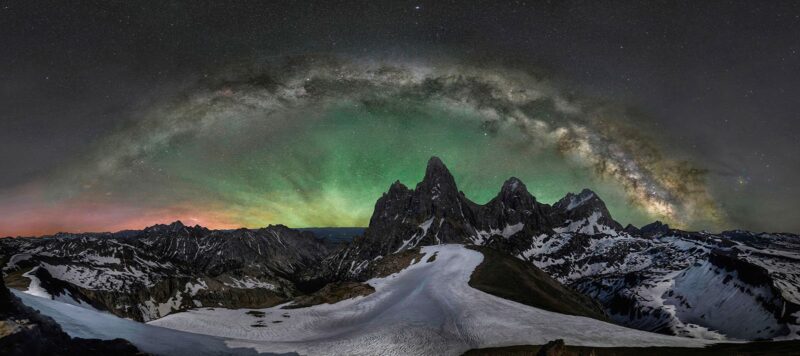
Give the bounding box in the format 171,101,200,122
1,56,724,235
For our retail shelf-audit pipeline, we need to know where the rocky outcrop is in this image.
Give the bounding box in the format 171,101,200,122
640,221,670,237
283,282,374,309
537,339,566,356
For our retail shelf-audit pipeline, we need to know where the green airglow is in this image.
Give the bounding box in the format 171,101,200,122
134,99,652,228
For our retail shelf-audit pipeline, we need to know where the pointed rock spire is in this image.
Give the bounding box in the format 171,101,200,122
500,177,528,194
417,156,458,196
496,177,538,211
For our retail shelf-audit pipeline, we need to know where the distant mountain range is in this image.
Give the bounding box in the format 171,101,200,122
1,223,329,321
2,156,800,345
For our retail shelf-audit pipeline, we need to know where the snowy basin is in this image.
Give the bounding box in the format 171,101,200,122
149,244,714,355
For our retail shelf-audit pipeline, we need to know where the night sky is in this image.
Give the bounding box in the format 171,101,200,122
2,1,799,236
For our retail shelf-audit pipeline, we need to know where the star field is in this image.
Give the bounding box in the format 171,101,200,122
1,1,799,235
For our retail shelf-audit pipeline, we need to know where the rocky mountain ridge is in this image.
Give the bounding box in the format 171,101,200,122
331,157,800,340
1,223,329,321
332,157,627,277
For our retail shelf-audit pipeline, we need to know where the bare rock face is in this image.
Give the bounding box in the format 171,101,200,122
477,177,553,234
536,339,565,356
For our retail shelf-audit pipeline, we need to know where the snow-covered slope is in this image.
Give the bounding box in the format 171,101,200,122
151,245,711,356
526,231,800,340
12,290,273,356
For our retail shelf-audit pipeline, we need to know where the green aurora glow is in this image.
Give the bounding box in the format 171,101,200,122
136,101,651,228
0,57,720,235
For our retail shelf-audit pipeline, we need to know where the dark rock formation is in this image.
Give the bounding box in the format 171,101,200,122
640,221,670,237
334,157,578,277
537,339,566,356
283,281,374,309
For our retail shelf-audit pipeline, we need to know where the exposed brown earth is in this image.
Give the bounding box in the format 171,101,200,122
463,339,800,356
467,246,608,322
283,281,375,309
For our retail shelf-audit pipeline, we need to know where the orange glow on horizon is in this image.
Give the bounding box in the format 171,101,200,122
0,190,247,237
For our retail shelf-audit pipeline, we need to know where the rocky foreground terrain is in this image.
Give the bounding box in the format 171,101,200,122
2,156,800,345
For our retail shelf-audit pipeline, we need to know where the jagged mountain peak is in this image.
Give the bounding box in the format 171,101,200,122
500,177,528,194
387,180,410,195
547,188,623,234
144,220,185,229
491,177,543,215
623,223,641,235
417,156,458,196
553,188,616,218
554,189,600,211
347,158,635,271
640,220,670,237
142,220,210,236
425,155,447,172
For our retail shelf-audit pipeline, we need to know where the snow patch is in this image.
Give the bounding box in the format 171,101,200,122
474,222,526,243
566,192,594,210
4,253,33,270
665,260,784,339
395,216,436,252
185,280,208,296
151,245,713,356
223,276,275,290
13,291,251,355
554,212,618,236
22,266,51,298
